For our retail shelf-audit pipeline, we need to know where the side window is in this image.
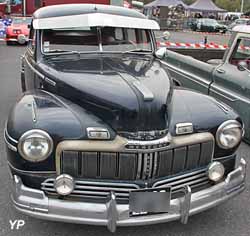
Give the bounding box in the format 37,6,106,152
230,38,250,67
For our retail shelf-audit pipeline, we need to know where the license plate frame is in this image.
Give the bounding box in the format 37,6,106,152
129,187,171,214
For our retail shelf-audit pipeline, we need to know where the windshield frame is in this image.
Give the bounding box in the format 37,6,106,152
40,27,154,56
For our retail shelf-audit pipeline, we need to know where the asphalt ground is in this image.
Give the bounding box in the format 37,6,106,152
0,32,249,236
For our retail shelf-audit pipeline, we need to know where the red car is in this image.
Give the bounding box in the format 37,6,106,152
5,17,31,45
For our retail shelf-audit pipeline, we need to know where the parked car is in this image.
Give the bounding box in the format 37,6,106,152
164,25,250,144
5,4,246,232
190,18,228,33
5,16,31,45
228,18,250,31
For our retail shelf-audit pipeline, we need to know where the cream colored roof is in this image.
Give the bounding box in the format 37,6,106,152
33,13,160,30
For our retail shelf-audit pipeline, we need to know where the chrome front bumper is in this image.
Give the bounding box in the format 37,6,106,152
11,158,246,232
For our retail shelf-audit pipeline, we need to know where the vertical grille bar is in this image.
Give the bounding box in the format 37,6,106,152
158,150,173,177
186,144,201,170
119,153,137,180
199,141,214,166
136,153,143,179
61,151,78,176
152,152,158,178
172,147,187,174
100,153,117,178
81,152,98,178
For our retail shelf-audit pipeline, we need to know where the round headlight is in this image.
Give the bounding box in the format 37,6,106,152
216,120,243,149
54,174,74,196
18,129,53,162
208,162,225,182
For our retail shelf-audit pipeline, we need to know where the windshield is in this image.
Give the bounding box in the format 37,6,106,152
41,27,152,54
12,17,32,25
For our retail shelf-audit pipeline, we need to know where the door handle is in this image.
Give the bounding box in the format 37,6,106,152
216,68,225,74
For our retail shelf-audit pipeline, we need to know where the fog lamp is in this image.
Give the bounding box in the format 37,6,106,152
54,174,74,196
208,162,225,182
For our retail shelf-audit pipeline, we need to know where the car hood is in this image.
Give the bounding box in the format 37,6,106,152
38,55,172,135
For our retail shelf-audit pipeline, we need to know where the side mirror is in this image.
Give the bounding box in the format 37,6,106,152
156,31,170,41
155,47,167,59
237,61,248,71
28,24,31,29
162,31,170,41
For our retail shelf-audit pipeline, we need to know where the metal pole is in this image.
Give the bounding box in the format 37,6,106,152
23,0,26,16
241,0,244,13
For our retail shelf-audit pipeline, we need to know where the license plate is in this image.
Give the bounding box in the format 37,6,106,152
129,187,171,213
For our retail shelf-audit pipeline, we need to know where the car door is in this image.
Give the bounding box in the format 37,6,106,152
210,37,250,141
23,27,43,91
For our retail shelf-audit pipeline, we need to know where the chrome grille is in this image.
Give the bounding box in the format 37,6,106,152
60,141,214,180
41,169,211,201
42,180,139,200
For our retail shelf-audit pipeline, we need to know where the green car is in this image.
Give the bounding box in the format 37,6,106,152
161,25,250,143
190,18,228,33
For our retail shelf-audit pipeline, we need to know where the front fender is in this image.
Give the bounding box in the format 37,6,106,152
6,90,115,171
168,88,242,158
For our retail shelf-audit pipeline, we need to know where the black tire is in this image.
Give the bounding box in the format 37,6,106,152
21,70,26,92
6,40,13,46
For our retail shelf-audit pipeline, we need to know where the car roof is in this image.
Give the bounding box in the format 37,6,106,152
32,4,160,30
233,25,250,33
33,4,146,20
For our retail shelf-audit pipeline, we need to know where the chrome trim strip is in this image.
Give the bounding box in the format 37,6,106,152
136,153,142,180
4,128,18,143
44,77,56,87
152,152,158,177
126,133,171,149
4,131,17,152
132,81,154,101
8,161,57,175
210,84,250,104
31,100,37,123
23,55,45,79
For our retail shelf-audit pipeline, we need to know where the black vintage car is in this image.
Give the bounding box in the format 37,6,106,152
5,4,246,232
190,18,228,33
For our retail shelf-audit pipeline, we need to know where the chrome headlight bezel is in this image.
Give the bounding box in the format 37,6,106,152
18,129,53,162
216,120,243,149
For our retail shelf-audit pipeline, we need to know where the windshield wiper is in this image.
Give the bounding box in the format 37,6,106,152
123,49,152,54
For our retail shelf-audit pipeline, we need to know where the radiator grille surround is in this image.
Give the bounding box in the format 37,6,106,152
58,133,214,181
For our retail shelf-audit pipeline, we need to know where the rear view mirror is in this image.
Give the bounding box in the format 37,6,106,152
155,31,170,41
162,31,170,41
